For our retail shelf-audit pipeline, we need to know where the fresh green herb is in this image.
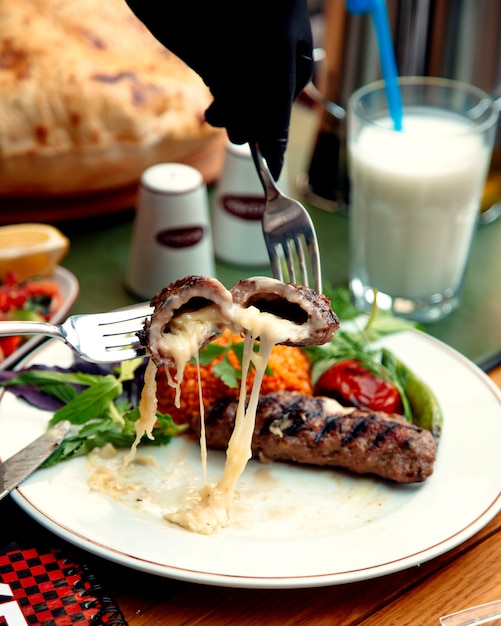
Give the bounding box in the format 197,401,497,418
304,296,417,380
193,337,272,389
0,360,187,467
322,284,360,321
303,287,426,424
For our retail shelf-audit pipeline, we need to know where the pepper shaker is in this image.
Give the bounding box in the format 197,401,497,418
126,163,216,300
212,142,289,267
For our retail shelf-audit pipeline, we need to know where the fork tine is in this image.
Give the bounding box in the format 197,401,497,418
297,208,322,292
96,307,152,327
303,231,322,294
283,240,297,284
71,305,151,362
98,308,149,356
100,320,146,337
105,347,146,361
268,244,284,283
103,334,143,350
293,237,308,287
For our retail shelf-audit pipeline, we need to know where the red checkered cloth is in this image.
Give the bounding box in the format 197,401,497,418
0,541,127,626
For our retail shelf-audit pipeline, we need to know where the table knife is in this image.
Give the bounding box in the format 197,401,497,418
0,420,71,501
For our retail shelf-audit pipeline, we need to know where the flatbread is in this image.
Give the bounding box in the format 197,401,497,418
0,0,225,195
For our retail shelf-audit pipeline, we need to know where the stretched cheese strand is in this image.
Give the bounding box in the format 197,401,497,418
124,306,221,469
123,357,158,467
165,307,297,534
217,332,272,494
161,306,223,407
196,352,208,483
164,332,271,534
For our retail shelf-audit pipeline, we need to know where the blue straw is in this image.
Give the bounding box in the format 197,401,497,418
346,0,403,130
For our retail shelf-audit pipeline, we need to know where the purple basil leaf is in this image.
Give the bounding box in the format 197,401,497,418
0,359,117,411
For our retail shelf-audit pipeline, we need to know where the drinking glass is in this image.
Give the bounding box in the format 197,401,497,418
347,76,499,322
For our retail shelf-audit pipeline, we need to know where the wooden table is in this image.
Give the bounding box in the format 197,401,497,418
110,519,501,626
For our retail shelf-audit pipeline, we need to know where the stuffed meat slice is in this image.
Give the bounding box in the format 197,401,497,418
230,276,339,346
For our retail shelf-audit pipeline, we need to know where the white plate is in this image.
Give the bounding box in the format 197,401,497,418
0,330,500,589
0,266,80,370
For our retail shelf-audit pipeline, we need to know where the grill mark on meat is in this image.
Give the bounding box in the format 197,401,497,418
195,390,437,484
371,423,399,449
341,417,369,443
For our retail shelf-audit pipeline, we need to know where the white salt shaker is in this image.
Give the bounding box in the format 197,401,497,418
212,142,289,266
126,163,216,300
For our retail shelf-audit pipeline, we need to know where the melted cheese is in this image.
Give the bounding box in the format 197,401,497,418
196,353,209,483
138,299,306,534
123,306,222,470
161,306,224,407
123,357,158,467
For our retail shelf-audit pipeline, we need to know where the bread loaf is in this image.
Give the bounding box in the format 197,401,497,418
0,0,225,195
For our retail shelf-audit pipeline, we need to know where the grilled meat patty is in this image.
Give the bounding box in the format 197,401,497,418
192,390,437,484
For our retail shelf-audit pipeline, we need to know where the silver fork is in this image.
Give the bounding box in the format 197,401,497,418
0,305,153,363
250,143,322,293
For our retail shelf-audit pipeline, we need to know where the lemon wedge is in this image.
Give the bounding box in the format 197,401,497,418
0,223,70,282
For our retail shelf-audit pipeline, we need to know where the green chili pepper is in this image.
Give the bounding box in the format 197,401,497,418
391,354,443,441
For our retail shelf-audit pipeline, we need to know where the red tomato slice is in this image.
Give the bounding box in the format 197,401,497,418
0,335,22,358
24,280,60,297
313,358,403,414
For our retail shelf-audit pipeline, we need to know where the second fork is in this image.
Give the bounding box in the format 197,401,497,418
250,144,322,294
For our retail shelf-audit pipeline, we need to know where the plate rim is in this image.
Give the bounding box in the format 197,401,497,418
10,487,501,588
